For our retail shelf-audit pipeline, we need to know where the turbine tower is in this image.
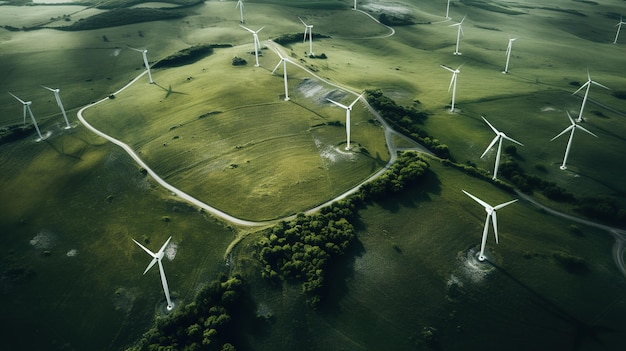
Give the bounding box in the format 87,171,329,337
236,0,244,24
572,69,609,122
614,16,625,44
445,0,451,20
42,86,71,129
133,236,174,311
240,25,264,67
440,64,461,112
480,116,524,180
551,111,598,170
463,190,517,262
272,52,290,101
129,47,154,84
353,0,357,10
503,38,517,74
299,16,314,56
326,94,363,150
9,92,45,141
449,15,466,55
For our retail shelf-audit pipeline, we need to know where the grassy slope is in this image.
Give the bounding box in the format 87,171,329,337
0,0,625,350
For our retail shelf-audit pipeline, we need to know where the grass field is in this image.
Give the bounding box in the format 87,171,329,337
1,0,625,350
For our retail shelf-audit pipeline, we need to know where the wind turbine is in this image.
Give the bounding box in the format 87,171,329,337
449,15,466,55
503,37,517,74
480,116,524,180
440,64,461,112
462,190,517,262
326,94,363,150
129,47,154,84
41,86,71,129
236,0,244,24
132,236,174,311
445,0,451,20
572,69,609,122
272,51,290,101
9,92,45,141
551,111,597,170
614,16,625,44
299,16,314,56
240,25,264,67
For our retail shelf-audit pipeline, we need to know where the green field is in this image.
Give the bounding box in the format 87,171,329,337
1,0,625,350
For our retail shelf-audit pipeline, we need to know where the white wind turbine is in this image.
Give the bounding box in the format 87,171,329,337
463,190,517,262
326,94,363,150
614,16,625,44
503,37,517,74
353,0,357,10
240,25,264,67
440,64,461,112
551,111,597,170
41,86,71,129
299,16,314,56
449,15,466,55
132,236,174,311
445,0,451,20
236,0,244,24
129,47,154,84
480,116,524,180
9,92,45,141
572,69,610,122
272,51,290,101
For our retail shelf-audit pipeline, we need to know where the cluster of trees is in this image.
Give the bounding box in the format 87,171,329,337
359,151,431,201
60,8,187,31
126,275,247,351
273,33,331,46
576,196,626,226
378,13,416,26
154,44,231,68
258,203,357,308
258,152,432,308
441,159,515,194
498,155,575,202
364,89,450,158
93,0,202,9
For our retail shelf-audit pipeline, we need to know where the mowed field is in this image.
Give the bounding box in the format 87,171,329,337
1,0,625,350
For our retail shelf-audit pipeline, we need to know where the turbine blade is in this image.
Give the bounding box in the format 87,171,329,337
462,190,492,210
503,135,524,147
494,199,518,210
157,236,172,256
481,136,500,159
256,26,265,33
298,16,307,26
572,82,588,96
128,46,144,53
349,93,363,108
460,14,467,24
491,211,499,244
272,60,282,74
448,73,456,92
158,260,172,305
132,238,157,258
591,80,610,90
440,64,455,73
327,98,349,110
575,124,598,138
41,85,55,92
566,111,576,125
551,125,574,141
481,116,499,135
144,258,158,275
240,24,254,33
8,92,26,104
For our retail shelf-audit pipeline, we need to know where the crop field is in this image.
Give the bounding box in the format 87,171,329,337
1,0,625,350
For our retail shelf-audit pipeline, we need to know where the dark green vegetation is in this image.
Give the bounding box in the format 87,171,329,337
59,8,187,31
258,152,430,308
273,33,332,46
0,124,35,145
365,89,450,158
154,44,232,69
93,0,202,9
126,275,248,351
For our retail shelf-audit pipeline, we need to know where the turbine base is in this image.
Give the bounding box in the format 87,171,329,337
453,52,462,56
559,165,567,170
502,71,508,74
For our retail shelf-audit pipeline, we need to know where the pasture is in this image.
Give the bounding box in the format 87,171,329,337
0,0,625,350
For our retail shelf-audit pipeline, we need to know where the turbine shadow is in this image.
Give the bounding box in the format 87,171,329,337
154,82,188,99
486,260,620,350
